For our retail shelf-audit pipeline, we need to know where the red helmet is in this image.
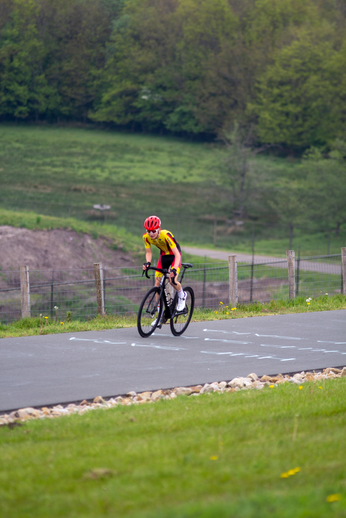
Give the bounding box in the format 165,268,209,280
144,215,161,231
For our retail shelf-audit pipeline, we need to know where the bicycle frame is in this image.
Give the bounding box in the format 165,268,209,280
144,267,176,320
143,264,191,320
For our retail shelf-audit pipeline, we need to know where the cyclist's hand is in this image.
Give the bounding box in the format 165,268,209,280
143,261,151,271
170,268,177,285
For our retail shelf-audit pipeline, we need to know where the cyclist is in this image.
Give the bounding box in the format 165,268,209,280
142,215,187,324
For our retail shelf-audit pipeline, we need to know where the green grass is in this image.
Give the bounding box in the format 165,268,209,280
1,123,345,255
0,294,345,338
1,378,346,518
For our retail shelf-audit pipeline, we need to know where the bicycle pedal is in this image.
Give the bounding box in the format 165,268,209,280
175,309,188,316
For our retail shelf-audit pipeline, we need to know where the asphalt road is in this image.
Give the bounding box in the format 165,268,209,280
1,310,345,413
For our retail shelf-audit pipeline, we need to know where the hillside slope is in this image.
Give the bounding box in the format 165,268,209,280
0,226,136,271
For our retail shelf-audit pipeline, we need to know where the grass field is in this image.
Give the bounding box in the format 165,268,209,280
2,123,345,256
1,377,345,518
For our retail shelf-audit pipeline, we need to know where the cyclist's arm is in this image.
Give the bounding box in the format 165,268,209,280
171,246,181,270
144,247,152,269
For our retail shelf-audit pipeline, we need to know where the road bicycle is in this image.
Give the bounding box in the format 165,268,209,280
137,263,194,338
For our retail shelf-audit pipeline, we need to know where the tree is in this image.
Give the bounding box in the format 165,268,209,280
0,0,58,119
266,180,308,248
216,123,270,221
91,0,241,133
250,28,341,150
302,143,346,235
37,0,115,121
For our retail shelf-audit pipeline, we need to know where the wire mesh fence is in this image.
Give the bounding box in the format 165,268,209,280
295,254,343,298
0,252,344,324
238,259,289,304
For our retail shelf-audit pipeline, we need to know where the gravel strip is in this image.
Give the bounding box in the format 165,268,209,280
1,367,345,427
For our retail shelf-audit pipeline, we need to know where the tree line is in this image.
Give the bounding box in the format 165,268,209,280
215,128,346,240
1,0,346,150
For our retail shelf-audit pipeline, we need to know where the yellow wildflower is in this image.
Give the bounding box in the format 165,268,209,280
327,494,341,503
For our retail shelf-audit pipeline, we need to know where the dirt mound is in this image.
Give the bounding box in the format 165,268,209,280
0,226,136,271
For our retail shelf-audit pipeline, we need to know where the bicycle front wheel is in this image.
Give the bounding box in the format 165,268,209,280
170,287,194,336
137,287,162,338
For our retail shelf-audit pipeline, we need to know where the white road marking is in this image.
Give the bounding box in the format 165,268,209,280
69,337,126,345
153,333,199,339
204,351,246,357
200,351,245,357
200,350,296,361
203,329,251,335
260,344,296,349
130,343,186,351
255,334,304,340
204,338,251,344
317,341,346,345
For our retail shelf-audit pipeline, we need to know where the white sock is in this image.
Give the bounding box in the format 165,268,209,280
178,289,185,299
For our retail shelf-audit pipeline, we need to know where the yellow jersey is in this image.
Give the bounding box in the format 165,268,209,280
143,229,181,256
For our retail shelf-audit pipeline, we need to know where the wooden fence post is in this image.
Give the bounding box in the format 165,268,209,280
94,263,105,316
228,255,238,307
20,265,31,318
341,248,346,295
286,250,295,299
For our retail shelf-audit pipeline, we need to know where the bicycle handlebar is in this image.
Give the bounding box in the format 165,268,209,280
142,263,192,283
142,265,169,280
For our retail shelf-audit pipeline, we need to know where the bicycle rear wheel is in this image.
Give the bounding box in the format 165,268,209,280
170,287,194,336
137,287,162,338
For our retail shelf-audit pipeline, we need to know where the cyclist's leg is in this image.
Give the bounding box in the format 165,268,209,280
163,255,182,291
151,256,163,325
155,255,163,288
163,255,186,311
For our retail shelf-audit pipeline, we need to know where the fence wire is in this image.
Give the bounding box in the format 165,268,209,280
238,259,289,304
295,254,343,298
0,254,344,324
